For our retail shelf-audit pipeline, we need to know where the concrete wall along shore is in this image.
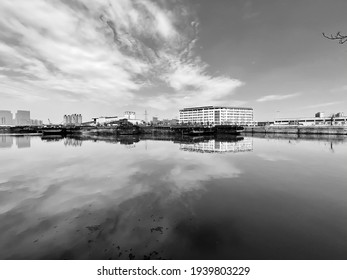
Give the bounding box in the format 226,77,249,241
243,125,347,135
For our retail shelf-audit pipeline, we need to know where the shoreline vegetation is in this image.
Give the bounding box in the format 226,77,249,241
0,124,244,137
0,124,347,136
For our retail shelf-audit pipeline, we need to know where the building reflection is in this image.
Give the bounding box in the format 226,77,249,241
54,135,140,147
41,135,64,142
16,136,31,149
0,136,32,149
39,136,83,147
0,135,13,148
179,137,253,153
64,138,83,147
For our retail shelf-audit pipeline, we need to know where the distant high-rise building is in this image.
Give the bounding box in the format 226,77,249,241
124,111,136,120
30,119,42,126
152,117,158,125
334,112,344,117
71,114,77,124
1,110,42,126
315,112,325,118
63,114,82,125
15,110,31,125
0,110,13,125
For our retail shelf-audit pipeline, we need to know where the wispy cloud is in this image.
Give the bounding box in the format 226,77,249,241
301,101,342,109
256,92,301,102
330,85,347,93
0,0,243,109
242,1,261,20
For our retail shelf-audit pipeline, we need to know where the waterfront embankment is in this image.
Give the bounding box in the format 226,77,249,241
3,124,347,136
243,125,347,135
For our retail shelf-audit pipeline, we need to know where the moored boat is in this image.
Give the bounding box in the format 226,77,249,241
42,128,65,135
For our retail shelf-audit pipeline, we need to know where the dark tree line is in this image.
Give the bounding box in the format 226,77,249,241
323,31,347,44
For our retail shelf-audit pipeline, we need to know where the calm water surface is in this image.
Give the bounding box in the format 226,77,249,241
0,134,346,259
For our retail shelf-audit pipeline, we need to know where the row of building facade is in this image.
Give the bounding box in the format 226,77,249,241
274,112,346,126
178,106,346,126
5,106,343,128
0,110,42,126
179,106,255,126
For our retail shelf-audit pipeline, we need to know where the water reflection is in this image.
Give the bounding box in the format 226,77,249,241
0,135,30,149
41,134,254,154
0,135,13,148
64,138,82,147
41,135,65,142
248,133,347,153
16,136,31,149
0,134,346,259
179,137,253,153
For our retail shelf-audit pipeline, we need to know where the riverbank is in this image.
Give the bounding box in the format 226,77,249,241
243,125,347,135
2,124,347,136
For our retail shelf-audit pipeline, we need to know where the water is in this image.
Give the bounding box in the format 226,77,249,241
0,134,346,260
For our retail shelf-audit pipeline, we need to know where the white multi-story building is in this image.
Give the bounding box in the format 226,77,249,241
179,106,254,125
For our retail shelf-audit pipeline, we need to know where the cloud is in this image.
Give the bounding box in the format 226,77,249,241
301,101,342,109
257,92,301,102
242,0,261,20
160,59,243,107
0,0,243,109
330,85,347,93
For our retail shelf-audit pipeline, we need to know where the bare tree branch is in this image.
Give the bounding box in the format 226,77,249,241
322,31,347,44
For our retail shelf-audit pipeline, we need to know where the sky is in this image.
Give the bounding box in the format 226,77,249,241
0,0,346,123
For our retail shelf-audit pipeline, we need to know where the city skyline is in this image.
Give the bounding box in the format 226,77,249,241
0,109,43,125
0,0,346,123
